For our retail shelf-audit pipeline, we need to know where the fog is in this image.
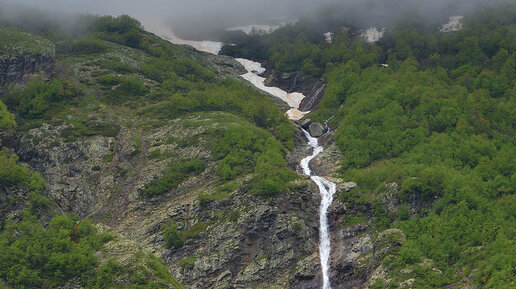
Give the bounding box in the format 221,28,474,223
0,0,510,40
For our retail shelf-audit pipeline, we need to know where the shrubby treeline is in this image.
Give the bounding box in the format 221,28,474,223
224,3,515,288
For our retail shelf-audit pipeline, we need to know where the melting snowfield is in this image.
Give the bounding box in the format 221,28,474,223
235,58,309,120
144,21,310,120
361,27,385,43
441,16,464,32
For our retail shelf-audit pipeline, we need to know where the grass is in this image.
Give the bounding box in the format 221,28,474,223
143,159,205,197
60,121,121,142
177,256,197,269
198,182,237,206
0,26,54,56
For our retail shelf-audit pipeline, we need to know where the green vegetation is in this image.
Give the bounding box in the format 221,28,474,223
0,213,185,289
60,121,120,142
213,125,296,196
0,26,53,56
0,100,15,130
1,78,81,119
0,11,300,289
0,214,104,288
99,75,149,104
177,256,197,269
198,182,237,206
226,3,515,287
162,220,208,249
56,37,106,55
143,159,205,197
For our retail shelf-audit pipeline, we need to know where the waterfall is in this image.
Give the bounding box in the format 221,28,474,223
303,84,326,111
300,129,336,289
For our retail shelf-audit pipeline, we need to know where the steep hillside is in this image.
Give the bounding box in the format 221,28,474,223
0,15,322,288
222,4,516,288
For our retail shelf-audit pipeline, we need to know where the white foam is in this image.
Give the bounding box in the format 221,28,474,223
441,16,464,32
300,129,336,289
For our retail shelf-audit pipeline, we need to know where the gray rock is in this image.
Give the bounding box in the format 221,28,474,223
342,182,357,192
373,228,406,261
0,45,55,90
295,255,318,279
300,118,312,129
309,122,325,137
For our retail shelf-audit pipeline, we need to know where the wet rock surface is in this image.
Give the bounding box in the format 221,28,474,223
262,66,326,111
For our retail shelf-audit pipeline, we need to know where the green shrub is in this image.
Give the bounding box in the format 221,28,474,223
99,75,149,104
0,100,15,130
102,154,114,163
1,78,81,119
0,214,104,288
143,159,205,197
178,256,197,269
56,37,106,55
161,220,207,249
61,122,120,142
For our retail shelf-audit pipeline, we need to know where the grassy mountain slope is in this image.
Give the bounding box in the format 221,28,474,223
0,15,311,288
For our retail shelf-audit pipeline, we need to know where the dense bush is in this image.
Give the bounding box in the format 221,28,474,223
226,3,516,287
0,214,104,288
91,15,143,48
213,126,296,196
56,37,106,55
0,148,44,191
1,78,81,119
0,100,15,130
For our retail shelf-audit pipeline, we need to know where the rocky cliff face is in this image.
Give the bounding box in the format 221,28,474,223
0,28,55,90
0,48,55,88
262,67,326,111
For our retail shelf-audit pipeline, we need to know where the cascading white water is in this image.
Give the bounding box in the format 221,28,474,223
300,129,336,289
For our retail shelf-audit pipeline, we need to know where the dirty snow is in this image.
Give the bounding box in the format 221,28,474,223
235,58,309,120
323,32,333,43
361,27,385,43
440,16,464,32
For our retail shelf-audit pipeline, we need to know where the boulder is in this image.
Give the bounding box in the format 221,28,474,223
309,122,325,137
342,182,358,192
300,118,311,129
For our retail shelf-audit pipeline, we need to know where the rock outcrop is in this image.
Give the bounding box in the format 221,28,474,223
0,29,55,89
309,122,325,137
0,49,55,88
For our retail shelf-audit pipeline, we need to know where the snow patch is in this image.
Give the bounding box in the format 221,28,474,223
287,108,309,120
441,16,464,32
362,27,385,43
235,58,310,119
323,32,333,43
